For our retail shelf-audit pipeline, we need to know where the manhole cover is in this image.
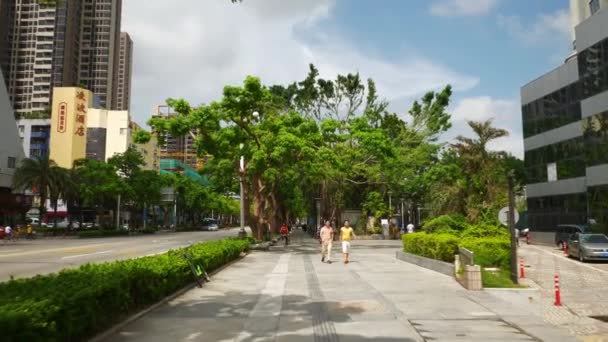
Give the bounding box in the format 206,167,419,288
590,316,608,323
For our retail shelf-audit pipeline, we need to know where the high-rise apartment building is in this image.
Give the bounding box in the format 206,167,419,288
4,0,81,114
78,0,122,110
152,105,199,170
521,0,608,235
114,32,132,111
2,0,128,114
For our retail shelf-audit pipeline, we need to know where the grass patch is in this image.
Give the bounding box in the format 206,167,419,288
481,269,523,288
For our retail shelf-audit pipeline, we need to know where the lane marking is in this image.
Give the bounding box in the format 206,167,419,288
61,250,114,260
0,249,21,253
0,241,128,258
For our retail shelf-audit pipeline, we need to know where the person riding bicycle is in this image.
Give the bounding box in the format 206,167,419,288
280,223,289,246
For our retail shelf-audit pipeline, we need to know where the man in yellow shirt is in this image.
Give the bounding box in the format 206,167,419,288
340,220,356,264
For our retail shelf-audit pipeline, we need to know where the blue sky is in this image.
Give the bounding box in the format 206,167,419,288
123,0,573,158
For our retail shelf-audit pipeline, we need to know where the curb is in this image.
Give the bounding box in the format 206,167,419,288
89,251,250,342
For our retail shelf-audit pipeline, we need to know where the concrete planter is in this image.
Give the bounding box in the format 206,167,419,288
395,251,453,277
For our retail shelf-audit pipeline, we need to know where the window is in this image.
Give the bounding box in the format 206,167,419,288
120,128,127,135
590,0,600,14
18,125,25,134
7,157,16,169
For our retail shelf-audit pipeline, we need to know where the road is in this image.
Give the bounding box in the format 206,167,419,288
0,228,242,282
519,243,608,340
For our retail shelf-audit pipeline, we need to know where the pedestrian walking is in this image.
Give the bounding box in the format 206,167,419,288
320,221,334,264
340,220,356,264
407,222,414,234
5,225,13,242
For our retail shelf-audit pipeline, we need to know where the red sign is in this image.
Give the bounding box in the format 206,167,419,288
57,102,67,133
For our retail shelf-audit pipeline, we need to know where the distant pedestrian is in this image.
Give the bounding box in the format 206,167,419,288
320,221,334,264
340,220,356,264
5,225,13,242
407,223,414,234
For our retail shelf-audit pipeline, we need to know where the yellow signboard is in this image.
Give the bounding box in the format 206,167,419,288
49,87,93,168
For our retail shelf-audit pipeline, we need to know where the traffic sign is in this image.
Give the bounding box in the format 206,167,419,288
498,207,519,226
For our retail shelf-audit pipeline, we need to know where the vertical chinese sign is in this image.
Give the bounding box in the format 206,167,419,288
74,91,87,137
57,102,67,133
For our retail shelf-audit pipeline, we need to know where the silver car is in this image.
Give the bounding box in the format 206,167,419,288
567,233,608,262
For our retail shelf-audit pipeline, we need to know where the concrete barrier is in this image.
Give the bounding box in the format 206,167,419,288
395,251,454,277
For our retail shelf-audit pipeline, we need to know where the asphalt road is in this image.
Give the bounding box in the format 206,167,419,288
0,228,243,282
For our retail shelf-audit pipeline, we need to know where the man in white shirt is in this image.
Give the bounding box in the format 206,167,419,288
407,223,414,234
5,225,13,242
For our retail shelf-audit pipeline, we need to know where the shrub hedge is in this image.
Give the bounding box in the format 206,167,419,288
0,238,249,342
78,229,130,238
402,233,459,262
460,223,508,239
422,215,470,235
460,236,511,269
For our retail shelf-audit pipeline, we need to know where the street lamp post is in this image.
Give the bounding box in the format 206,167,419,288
388,191,392,219
238,112,259,238
400,198,405,231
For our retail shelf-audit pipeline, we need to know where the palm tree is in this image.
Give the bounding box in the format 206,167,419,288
12,156,57,228
452,119,509,159
48,166,70,228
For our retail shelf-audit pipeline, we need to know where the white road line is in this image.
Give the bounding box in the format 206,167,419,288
61,250,114,260
0,249,21,253
528,245,608,275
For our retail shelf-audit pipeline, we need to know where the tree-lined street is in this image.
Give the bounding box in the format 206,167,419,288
0,229,241,282
104,232,576,342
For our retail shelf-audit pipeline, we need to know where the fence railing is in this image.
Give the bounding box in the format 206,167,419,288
458,247,474,267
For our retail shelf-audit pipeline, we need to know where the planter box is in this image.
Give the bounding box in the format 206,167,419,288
395,250,453,277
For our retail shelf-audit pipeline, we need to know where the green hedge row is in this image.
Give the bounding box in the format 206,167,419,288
78,229,130,238
460,237,510,269
0,238,249,342
402,233,511,268
402,233,459,262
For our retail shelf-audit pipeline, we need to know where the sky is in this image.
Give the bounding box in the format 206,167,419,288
122,0,573,158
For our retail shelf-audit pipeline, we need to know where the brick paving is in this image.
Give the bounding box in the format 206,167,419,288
519,244,608,341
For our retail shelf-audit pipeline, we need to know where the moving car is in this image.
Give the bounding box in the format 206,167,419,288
26,217,47,227
201,218,219,231
555,224,587,249
567,233,608,262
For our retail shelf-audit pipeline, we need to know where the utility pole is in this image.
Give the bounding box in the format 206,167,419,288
116,194,121,229
508,174,518,284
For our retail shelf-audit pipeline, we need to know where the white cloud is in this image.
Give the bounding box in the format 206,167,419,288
122,0,478,126
429,0,500,17
498,9,572,45
445,96,523,158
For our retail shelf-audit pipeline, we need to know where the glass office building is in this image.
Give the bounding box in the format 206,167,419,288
521,2,608,233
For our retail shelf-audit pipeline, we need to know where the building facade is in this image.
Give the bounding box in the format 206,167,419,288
49,87,93,168
521,0,608,233
4,0,81,114
0,69,28,225
114,32,132,111
86,108,130,161
130,122,159,171
16,118,51,158
78,0,122,110
152,104,199,170
2,0,128,114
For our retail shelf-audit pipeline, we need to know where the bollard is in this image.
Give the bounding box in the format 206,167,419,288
554,274,561,306
519,257,525,278
563,243,568,255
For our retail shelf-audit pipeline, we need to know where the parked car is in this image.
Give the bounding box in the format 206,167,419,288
201,218,219,231
567,233,608,262
25,217,47,228
555,224,588,248
0,227,5,239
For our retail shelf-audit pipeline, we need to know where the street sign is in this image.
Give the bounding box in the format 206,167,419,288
498,207,519,226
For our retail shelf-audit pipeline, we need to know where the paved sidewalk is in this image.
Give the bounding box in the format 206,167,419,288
105,232,577,342
519,244,608,341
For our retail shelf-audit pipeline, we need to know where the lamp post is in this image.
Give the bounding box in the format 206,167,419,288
238,112,259,238
239,143,245,235
388,191,392,220
400,198,405,231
